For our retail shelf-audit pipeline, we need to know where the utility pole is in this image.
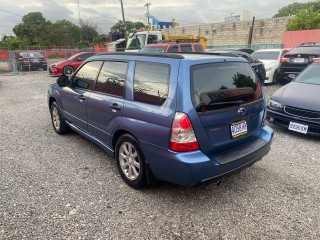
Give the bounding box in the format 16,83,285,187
248,16,255,45
77,0,81,24
119,0,127,41
145,3,151,26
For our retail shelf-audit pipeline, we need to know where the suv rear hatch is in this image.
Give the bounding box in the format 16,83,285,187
189,61,264,157
281,46,320,73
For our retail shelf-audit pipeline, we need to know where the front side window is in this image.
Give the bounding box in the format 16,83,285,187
94,61,128,97
191,62,261,112
73,61,102,90
147,35,158,44
127,34,146,49
134,62,170,106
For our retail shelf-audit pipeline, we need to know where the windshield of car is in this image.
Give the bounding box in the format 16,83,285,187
191,62,261,112
294,63,320,85
126,34,146,50
139,46,166,53
252,51,280,60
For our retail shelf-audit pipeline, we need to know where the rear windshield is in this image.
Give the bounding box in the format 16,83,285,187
287,47,320,55
252,51,280,60
21,52,43,58
139,46,166,53
191,62,261,113
294,63,320,85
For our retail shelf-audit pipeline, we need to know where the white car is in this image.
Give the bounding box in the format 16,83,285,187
252,49,290,84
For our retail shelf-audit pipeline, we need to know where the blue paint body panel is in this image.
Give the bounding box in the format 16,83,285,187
48,53,273,187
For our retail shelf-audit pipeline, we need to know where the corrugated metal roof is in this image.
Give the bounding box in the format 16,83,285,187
282,30,320,48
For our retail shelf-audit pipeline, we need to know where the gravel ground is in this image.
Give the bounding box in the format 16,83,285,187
0,71,319,239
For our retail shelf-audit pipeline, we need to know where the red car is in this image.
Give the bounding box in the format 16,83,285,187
49,52,96,76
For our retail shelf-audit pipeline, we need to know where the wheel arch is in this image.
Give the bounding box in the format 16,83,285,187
112,129,140,156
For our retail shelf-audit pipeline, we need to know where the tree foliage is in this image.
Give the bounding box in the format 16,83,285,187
1,12,101,49
286,7,320,31
111,20,145,34
274,1,320,17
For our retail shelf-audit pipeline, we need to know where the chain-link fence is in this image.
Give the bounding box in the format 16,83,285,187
207,43,284,51
0,47,110,73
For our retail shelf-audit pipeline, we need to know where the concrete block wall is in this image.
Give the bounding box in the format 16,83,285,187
162,16,292,47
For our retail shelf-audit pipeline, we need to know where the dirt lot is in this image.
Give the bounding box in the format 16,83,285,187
0,71,319,239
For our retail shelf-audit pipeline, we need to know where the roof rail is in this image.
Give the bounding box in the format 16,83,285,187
299,42,320,46
156,39,200,44
96,52,185,59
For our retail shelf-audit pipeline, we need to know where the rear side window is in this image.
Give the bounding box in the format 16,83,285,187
95,61,128,97
181,45,192,52
147,35,158,44
194,44,203,53
73,61,102,90
191,62,261,113
134,62,170,106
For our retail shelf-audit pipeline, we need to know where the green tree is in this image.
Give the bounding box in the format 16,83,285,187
111,21,145,34
50,20,81,46
274,1,320,17
80,20,99,43
13,12,52,45
286,7,320,31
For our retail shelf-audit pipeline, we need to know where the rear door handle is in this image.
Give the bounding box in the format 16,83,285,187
78,95,86,101
109,103,121,111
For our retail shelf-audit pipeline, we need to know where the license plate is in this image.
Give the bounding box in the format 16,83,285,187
33,59,38,62
231,120,248,138
294,58,304,63
288,121,308,134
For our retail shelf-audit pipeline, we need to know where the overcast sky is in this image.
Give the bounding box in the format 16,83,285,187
0,0,313,36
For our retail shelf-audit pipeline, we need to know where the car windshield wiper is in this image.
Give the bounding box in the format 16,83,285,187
208,100,244,106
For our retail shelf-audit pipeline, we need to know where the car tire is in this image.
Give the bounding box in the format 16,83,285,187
50,102,69,135
115,134,147,189
43,65,48,71
273,70,279,84
63,66,74,76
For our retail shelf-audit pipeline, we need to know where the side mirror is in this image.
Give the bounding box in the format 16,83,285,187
57,75,69,87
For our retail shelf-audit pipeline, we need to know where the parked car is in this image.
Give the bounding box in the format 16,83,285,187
206,50,266,84
278,42,320,83
16,52,47,71
48,52,273,188
252,49,290,84
49,52,96,76
210,48,255,54
139,40,204,53
267,62,320,136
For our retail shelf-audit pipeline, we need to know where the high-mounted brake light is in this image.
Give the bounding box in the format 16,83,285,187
170,112,199,152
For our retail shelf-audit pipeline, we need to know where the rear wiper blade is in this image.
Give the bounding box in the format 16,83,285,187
208,100,244,106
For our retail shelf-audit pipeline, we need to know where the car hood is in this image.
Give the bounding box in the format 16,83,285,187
272,82,320,112
260,60,278,68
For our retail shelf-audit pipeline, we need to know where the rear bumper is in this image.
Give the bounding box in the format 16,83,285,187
267,108,320,136
141,126,273,187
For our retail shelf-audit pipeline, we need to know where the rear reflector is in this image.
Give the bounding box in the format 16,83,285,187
280,57,288,63
170,112,199,152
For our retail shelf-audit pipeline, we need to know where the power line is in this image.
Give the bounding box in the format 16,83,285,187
0,8,23,17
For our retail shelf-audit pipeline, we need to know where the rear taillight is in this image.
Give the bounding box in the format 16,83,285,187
170,112,199,152
280,57,288,63
312,58,320,62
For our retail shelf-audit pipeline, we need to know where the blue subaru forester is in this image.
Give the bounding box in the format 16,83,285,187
48,53,273,188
